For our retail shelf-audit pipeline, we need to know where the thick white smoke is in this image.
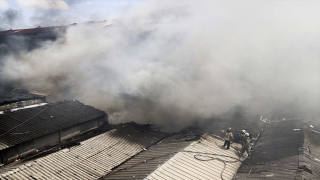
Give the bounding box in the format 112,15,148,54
0,0,8,9
16,0,69,10
1,1,319,131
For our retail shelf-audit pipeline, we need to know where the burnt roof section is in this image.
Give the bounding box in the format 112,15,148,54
0,100,106,150
0,88,49,106
235,119,320,179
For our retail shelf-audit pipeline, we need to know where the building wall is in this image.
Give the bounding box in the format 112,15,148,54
60,125,81,141
100,113,108,125
60,116,106,141
34,132,60,149
1,141,37,163
0,116,106,164
80,118,99,133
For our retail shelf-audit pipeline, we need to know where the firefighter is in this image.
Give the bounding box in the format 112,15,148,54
221,127,234,149
241,133,251,158
239,130,247,147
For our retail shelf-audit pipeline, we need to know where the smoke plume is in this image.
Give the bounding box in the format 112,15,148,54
16,0,69,10
30,9,69,27
0,0,8,9
1,1,319,131
0,8,19,30
26,0,108,28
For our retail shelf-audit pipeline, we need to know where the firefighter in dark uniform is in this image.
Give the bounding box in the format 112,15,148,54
239,130,246,147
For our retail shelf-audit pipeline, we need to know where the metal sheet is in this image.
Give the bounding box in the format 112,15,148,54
0,124,167,180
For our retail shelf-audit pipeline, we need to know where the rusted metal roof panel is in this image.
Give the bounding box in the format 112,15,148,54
0,100,106,150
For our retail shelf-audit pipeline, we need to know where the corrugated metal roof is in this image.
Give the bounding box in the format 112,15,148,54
0,88,47,105
235,120,309,179
28,91,50,97
0,100,106,150
144,134,244,180
104,134,195,179
0,94,44,105
7,103,47,112
0,26,66,36
301,127,320,179
0,20,116,37
104,133,245,180
0,124,167,179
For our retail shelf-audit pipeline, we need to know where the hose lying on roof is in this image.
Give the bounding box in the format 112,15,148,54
185,150,252,180
99,150,252,180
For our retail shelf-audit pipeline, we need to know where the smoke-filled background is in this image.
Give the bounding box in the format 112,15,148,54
0,1,319,131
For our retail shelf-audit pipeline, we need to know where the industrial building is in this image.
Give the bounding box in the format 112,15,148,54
0,99,107,164
0,123,245,179
0,22,319,179
0,89,319,179
1,118,319,179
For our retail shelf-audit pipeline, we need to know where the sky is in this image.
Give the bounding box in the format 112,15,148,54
0,0,140,29
0,0,319,131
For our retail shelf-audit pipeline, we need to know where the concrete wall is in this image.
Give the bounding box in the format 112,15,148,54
0,115,106,164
